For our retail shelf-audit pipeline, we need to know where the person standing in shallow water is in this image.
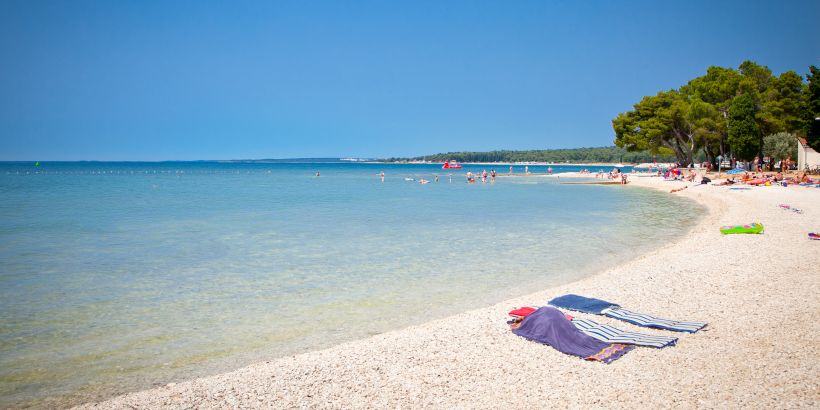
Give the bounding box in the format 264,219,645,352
316,171,320,177
380,171,384,182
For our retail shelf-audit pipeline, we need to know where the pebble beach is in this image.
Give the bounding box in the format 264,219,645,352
78,175,820,409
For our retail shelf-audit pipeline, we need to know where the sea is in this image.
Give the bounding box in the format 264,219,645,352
0,161,703,407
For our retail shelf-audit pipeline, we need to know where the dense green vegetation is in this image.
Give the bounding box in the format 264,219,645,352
762,132,798,167
613,61,816,166
385,146,675,163
807,66,820,151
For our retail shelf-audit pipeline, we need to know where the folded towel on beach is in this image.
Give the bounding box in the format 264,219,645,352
508,307,537,318
511,307,634,364
548,294,618,314
603,307,706,333
548,294,707,333
778,204,803,213
571,318,678,348
509,306,573,320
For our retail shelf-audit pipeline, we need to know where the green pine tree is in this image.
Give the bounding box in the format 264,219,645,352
727,93,761,161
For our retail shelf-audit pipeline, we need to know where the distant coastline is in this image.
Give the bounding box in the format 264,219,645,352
381,160,631,166
0,146,671,164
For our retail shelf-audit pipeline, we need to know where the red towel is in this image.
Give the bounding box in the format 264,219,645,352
509,307,537,318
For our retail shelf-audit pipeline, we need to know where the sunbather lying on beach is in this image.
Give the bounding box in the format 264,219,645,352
714,177,736,186
789,172,816,184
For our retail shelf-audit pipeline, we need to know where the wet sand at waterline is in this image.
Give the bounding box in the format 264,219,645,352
79,176,820,408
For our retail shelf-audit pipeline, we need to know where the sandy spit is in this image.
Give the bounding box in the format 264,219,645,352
77,176,820,409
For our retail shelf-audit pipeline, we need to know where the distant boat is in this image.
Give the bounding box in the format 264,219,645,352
442,160,463,169
614,163,625,168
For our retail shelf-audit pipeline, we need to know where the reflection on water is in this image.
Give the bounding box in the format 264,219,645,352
0,162,702,407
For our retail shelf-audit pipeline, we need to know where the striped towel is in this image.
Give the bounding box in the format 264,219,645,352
572,318,678,348
603,307,707,333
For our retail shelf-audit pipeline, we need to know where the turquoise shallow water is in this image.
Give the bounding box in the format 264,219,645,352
0,162,702,407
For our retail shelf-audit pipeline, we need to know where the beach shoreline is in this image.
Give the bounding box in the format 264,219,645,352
78,176,820,409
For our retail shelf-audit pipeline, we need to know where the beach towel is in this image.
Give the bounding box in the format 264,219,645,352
726,168,745,175
603,307,706,333
508,307,537,318
548,294,707,333
778,204,803,214
510,306,573,320
809,233,819,241
571,318,678,348
511,307,634,364
547,294,617,314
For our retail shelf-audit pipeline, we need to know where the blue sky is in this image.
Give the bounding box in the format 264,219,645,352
1,1,818,160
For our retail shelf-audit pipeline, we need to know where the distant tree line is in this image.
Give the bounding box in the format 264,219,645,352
613,61,820,168
384,146,675,163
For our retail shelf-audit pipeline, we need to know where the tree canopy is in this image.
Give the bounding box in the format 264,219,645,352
613,61,813,165
807,66,820,151
763,132,798,167
728,93,761,160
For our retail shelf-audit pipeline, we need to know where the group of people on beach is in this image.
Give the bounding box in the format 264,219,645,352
466,169,497,183
601,168,628,184
351,168,548,184
730,171,817,186
667,167,819,190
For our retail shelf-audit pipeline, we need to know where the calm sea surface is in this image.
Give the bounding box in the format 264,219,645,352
0,162,702,407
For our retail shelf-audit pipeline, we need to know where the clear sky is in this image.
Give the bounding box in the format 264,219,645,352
1,0,819,160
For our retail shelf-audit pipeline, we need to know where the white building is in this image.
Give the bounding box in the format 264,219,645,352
797,138,820,171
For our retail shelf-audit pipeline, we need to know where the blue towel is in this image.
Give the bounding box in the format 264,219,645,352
548,294,619,314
